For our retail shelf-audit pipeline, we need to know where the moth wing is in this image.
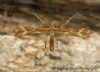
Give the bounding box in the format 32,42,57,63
12,27,50,37
55,28,93,39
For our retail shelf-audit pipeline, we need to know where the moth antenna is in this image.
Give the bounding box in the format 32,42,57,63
33,13,49,27
60,13,77,27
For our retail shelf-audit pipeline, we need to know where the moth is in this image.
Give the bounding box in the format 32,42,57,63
12,13,93,52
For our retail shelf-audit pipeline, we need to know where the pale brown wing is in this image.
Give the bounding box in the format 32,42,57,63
55,28,93,39
12,27,50,37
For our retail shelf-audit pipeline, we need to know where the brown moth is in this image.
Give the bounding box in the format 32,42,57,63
12,13,93,52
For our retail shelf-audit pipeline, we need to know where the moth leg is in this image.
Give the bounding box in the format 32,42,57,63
44,35,47,54
55,34,59,51
44,34,50,55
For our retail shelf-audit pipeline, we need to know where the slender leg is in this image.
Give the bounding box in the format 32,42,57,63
45,35,48,49
55,33,59,51
44,34,50,55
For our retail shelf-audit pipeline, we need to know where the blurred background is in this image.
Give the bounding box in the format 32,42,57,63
0,0,100,72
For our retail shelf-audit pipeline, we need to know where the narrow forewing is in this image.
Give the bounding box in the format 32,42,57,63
12,27,50,37
55,28,93,39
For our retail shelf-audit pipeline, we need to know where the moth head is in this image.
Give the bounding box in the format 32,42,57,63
49,23,56,28
50,21,60,28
